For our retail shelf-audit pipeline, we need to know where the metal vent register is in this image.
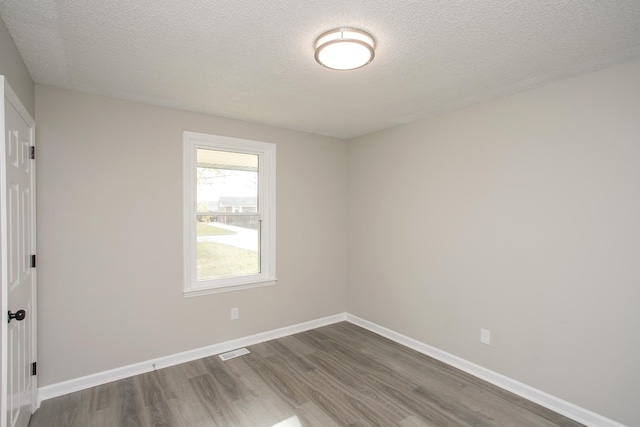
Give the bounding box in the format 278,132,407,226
218,347,250,361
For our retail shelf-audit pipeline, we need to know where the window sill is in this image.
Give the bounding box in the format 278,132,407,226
184,278,277,298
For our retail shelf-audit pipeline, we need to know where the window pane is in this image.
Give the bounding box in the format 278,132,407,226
196,149,259,281
184,132,275,295
196,217,260,280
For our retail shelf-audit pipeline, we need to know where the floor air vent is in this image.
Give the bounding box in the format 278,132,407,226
218,347,250,361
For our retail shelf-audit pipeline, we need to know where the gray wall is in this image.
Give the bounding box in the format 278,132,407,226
347,59,640,426
29,44,639,425
0,17,34,117
35,85,348,387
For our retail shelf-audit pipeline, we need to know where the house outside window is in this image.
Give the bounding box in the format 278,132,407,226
183,132,276,296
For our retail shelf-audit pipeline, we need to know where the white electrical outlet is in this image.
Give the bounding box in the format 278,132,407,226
480,328,491,345
231,307,239,320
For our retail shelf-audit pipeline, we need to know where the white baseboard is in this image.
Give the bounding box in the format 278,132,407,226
38,312,625,427
346,314,626,427
37,312,347,405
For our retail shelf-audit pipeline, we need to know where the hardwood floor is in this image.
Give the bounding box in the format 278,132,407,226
29,322,585,426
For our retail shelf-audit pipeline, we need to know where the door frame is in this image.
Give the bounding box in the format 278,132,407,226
0,77,37,426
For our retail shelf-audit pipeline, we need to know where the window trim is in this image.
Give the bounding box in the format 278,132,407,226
183,131,276,296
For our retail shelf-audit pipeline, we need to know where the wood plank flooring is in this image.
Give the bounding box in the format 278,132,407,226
29,322,585,427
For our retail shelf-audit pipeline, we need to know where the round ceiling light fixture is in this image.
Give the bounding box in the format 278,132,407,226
315,28,375,71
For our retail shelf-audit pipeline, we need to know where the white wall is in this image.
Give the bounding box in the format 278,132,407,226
347,59,640,426
35,85,348,387
0,17,34,117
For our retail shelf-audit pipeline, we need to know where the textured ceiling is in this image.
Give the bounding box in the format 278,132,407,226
1,1,640,139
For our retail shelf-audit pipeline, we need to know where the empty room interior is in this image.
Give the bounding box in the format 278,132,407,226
1,2,639,426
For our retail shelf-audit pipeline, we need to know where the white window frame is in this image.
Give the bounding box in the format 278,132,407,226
183,131,276,296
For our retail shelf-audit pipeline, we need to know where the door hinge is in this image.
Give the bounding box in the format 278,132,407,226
31,362,37,376
31,254,36,268
30,146,35,160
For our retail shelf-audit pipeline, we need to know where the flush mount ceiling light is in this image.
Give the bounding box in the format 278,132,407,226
315,28,375,71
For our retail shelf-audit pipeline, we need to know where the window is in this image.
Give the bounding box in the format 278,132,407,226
183,132,276,296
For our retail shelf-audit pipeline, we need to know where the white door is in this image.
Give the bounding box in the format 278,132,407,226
1,78,36,427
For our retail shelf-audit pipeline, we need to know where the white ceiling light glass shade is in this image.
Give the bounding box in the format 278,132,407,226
315,28,375,70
